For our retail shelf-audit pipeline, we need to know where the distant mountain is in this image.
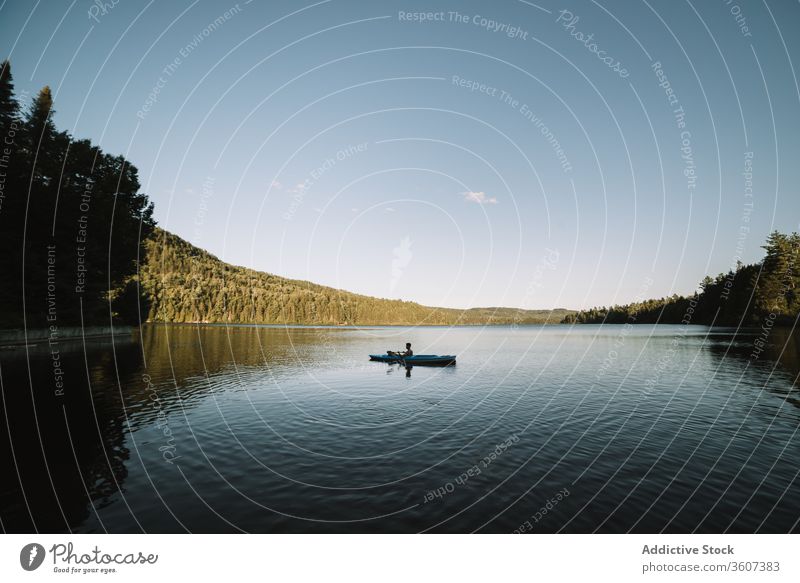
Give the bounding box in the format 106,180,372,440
140,229,573,326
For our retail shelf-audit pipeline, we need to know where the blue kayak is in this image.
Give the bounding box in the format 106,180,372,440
369,354,456,366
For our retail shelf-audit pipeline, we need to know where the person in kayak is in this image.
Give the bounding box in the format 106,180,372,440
388,343,413,357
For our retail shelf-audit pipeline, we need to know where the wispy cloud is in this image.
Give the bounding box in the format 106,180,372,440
288,181,308,194
462,191,497,204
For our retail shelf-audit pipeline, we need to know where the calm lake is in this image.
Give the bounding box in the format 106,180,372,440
1,324,798,533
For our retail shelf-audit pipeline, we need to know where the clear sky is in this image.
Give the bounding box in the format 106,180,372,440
2,0,799,310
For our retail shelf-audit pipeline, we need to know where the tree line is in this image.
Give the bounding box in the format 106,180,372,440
0,61,565,330
139,228,569,326
0,60,155,330
562,231,800,326
3,59,795,331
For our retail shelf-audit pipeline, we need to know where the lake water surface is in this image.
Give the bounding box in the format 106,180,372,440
1,324,798,533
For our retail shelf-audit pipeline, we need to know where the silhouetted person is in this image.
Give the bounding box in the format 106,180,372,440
388,343,413,357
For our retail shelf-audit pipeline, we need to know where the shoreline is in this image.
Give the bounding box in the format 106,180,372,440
137,321,764,330
0,326,134,348
1,321,786,347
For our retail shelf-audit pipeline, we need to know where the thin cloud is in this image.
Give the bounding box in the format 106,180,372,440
462,191,497,204
288,181,308,194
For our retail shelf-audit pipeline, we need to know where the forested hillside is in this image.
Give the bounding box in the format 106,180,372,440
4,56,794,332
562,231,800,327
139,229,572,326
0,59,571,330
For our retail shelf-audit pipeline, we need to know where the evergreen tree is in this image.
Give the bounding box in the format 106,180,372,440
0,63,156,329
26,85,55,142
0,60,24,321
755,231,800,316
0,59,18,132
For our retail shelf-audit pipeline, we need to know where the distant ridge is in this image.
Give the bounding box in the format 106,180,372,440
140,229,573,326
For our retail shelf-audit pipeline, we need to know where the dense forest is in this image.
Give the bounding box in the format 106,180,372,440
0,60,155,330
2,59,796,331
0,60,568,330
562,231,800,327
139,228,571,325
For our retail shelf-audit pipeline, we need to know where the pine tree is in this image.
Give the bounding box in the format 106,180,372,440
0,59,19,132
756,231,795,314
0,64,157,329
0,60,22,322
27,85,55,141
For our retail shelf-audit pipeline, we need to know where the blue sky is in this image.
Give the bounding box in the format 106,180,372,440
2,0,799,309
